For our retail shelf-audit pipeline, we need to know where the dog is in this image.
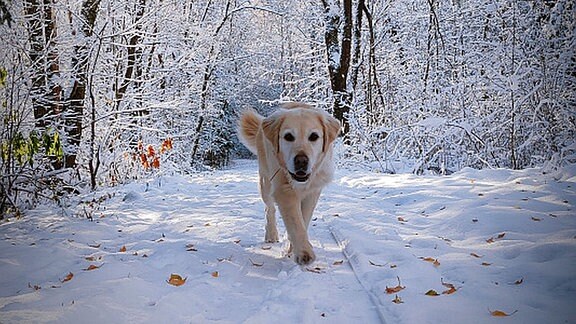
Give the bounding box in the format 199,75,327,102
238,102,340,264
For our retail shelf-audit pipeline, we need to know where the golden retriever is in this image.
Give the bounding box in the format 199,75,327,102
238,102,340,264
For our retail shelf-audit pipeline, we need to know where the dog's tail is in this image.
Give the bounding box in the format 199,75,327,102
238,109,262,155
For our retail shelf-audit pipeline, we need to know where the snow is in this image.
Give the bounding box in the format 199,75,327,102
1,160,575,323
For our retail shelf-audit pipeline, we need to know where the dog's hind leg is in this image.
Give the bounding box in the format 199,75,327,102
260,177,279,243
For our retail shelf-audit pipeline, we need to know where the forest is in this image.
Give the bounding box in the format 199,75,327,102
0,0,575,217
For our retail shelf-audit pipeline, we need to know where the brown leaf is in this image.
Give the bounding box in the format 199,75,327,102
167,274,187,286
211,271,219,278
482,262,492,266
61,272,74,283
487,233,506,243
489,309,518,317
386,285,405,294
421,257,440,267
333,260,344,266
531,217,541,222
119,245,127,252
392,295,404,304
441,279,452,287
397,217,407,222
441,279,457,294
425,289,440,296
85,256,96,261
513,278,524,285
84,264,100,271
385,276,405,294
470,253,483,258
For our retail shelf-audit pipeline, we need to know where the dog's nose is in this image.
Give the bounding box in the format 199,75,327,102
294,153,308,172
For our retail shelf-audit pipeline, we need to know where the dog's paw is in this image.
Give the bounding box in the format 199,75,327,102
265,229,279,243
295,248,315,265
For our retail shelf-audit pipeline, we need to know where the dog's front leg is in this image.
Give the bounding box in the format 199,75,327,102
275,192,315,265
301,190,321,230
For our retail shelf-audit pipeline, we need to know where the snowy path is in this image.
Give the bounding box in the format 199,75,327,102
0,160,575,323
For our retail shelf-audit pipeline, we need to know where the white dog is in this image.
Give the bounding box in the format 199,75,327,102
238,103,340,264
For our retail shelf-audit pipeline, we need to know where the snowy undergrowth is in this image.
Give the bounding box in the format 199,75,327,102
0,160,574,323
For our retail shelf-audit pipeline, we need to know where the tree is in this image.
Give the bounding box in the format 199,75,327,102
321,0,352,136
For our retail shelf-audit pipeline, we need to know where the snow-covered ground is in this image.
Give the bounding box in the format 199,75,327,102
1,160,575,323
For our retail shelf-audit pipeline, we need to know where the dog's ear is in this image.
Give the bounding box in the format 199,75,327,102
262,113,284,153
322,114,341,152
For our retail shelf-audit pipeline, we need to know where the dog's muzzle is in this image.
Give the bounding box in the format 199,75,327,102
290,153,310,182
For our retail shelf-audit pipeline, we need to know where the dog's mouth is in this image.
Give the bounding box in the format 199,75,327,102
289,171,309,183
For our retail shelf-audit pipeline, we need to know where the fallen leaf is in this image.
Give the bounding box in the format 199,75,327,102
489,309,518,317
306,266,325,274
392,295,404,304
186,243,197,252
441,279,454,288
211,271,219,278
421,257,440,267
513,278,524,285
234,239,241,244
482,262,492,266
84,264,100,271
425,289,440,296
385,276,405,294
397,217,407,222
441,279,457,294
487,233,506,243
531,217,541,221
470,253,483,258
61,272,74,283
249,259,263,267
369,260,387,267
88,243,101,248
333,260,344,266
119,245,127,252
28,283,41,291
85,256,96,261
167,274,187,286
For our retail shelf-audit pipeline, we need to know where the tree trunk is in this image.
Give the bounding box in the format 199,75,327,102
322,0,352,137
25,0,63,169
66,0,101,168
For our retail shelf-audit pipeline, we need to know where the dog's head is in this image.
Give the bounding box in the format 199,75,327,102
262,104,340,183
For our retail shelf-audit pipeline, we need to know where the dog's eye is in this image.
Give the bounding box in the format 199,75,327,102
308,133,319,142
284,133,295,142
